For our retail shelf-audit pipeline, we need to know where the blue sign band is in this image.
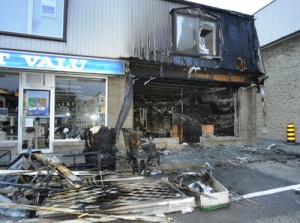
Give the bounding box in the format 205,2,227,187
0,49,124,75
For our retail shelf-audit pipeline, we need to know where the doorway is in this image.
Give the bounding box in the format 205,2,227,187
18,73,54,153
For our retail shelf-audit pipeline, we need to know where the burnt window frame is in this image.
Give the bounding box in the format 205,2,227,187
0,0,68,42
171,7,221,58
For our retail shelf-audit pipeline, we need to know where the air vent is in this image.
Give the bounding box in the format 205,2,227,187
25,73,43,86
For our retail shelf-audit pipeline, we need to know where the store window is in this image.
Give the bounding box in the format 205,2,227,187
0,0,67,39
172,8,220,57
54,76,106,140
0,73,19,141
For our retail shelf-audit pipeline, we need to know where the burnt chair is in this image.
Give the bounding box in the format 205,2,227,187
82,126,117,170
122,128,160,175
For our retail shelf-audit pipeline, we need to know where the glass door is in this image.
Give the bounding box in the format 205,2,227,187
20,89,51,152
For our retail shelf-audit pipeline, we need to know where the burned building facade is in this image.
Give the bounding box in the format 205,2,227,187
0,0,264,158
122,3,265,146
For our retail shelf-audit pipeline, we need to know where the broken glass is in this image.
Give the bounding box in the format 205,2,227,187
199,21,216,55
174,11,219,56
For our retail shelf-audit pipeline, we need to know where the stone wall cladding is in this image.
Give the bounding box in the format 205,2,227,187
257,34,300,141
238,87,257,145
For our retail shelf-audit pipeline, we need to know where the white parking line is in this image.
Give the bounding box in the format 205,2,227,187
242,184,300,199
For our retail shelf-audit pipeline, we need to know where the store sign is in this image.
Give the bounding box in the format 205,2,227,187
0,50,124,75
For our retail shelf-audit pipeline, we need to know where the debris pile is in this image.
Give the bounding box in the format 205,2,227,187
168,170,229,211
169,171,216,195
1,142,292,221
0,150,198,222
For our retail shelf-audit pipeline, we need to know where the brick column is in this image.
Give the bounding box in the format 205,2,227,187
107,76,133,151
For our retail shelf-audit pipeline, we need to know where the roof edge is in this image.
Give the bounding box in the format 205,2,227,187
261,30,300,49
163,0,253,18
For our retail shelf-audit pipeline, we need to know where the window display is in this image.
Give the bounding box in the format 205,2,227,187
0,73,19,141
54,76,106,140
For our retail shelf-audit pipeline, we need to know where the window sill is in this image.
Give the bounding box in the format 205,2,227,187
200,55,222,60
53,139,85,146
172,51,221,60
0,140,18,147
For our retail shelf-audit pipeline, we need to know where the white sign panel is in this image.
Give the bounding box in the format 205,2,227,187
41,0,56,18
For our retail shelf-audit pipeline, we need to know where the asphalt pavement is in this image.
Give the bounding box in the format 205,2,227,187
167,138,300,223
256,138,300,154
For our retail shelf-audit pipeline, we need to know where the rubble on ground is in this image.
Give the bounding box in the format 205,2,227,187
0,142,299,222
160,143,299,169
0,150,193,222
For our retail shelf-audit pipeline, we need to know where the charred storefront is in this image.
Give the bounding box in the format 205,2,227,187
129,64,249,145
0,1,268,220
133,78,235,141
119,6,266,146
0,0,266,157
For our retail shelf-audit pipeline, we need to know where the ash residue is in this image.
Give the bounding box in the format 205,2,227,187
159,143,297,169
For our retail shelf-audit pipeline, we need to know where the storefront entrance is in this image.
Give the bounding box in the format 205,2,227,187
18,73,54,153
0,49,124,155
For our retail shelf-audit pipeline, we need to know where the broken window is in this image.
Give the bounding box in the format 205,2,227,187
172,8,219,57
199,20,217,55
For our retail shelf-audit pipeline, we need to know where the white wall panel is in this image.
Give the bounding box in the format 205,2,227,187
0,0,185,60
255,0,300,47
